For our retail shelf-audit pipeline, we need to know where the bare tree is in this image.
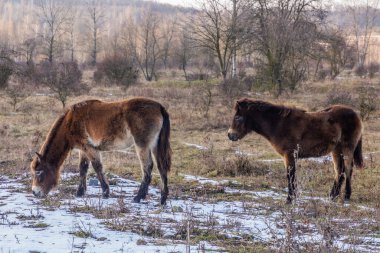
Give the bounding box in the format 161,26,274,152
161,16,177,69
19,38,37,66
323,29,353,79
188,0,250,79
66,12,77,62
85,0,105,66
0,45,14,89
5,81,30,111
127,7,162,81
347,0,379,67
36,0,72,63
175,26,194,80
251,0,325,96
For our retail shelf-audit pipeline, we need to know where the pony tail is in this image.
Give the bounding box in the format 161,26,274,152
354,136,364,169
157,106,172,172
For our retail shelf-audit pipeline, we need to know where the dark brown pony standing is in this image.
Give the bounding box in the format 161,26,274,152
30,97,172,205
228,98,363,203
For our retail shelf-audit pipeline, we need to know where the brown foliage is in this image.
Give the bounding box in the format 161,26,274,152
36,61,88,108
94,54,139,89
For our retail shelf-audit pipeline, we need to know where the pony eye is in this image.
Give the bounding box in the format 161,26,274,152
35,171,45,182
235,116,244,123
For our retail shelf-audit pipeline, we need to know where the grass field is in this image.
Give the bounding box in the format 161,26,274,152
0,70,379,252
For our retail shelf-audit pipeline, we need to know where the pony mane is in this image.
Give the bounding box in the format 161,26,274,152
39,112,68,158
238,99,305,117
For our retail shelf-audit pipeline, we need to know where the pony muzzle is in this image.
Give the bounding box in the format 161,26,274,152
32,186,45,197
228,129,240,141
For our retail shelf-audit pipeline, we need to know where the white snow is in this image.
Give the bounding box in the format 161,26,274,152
0,176,221,253
1,172,379,252
183,142,209,150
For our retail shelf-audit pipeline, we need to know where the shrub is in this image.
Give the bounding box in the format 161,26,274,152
368,62,380,79
217,155,270,177
317,68,329,81
241,74,255,90
94,54,138,89
358,86,377,121
219,78,251,105
354,64,367,77
37,61,88,108
0,48,14,89
325,89,355,106
186,73,210,81
5,80,31,111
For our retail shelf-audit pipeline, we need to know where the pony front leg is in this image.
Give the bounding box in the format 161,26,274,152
284,154,296,204
133,147,153,203
88,151,110,198
76,152,89,197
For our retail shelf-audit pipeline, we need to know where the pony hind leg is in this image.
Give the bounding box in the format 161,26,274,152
88,151,110,198
343,153,354,201
152,147,169,205
77,152,90,197
133,146,153,203
330,150,345,200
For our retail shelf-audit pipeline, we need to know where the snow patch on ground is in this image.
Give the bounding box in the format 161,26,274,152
1,173,379,252
0,176,220,253
183,142,209,150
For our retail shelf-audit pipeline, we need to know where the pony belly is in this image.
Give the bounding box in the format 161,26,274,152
109,135,135,150
87,129,134,151
298,142,336,158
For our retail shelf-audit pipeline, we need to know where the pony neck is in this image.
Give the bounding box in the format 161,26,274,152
249,107,283,141
40,115,71,171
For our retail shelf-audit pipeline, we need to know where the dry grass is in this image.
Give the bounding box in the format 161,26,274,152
0,71,380,252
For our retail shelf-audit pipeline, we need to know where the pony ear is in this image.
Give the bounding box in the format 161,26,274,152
35,152,42,162
236,100,247,110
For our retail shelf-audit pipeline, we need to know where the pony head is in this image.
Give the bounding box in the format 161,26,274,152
30,152,58,197
228,99,251,141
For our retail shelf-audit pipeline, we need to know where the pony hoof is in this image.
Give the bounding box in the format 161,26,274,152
76,191,85,197
76,187,86,197
286,197,292,205
133,196,141,203
160,195,168,206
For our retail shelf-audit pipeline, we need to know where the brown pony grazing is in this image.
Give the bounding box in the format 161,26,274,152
228,98,363,203
30,97,172,205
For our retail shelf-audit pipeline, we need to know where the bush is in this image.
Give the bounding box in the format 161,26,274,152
222,155,270,177
317,68,329,81
186,73,210,81
325,89,355,106
0,47,14,89
354,64,367,77
241,74,255,90
358,86,377,121
94,54,138,89
5,82,30,111
219,78,251,105
368,62,380,79
37,61,88,108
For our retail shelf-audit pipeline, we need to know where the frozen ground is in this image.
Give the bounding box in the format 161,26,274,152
0,175,220,253
0,171,379,252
